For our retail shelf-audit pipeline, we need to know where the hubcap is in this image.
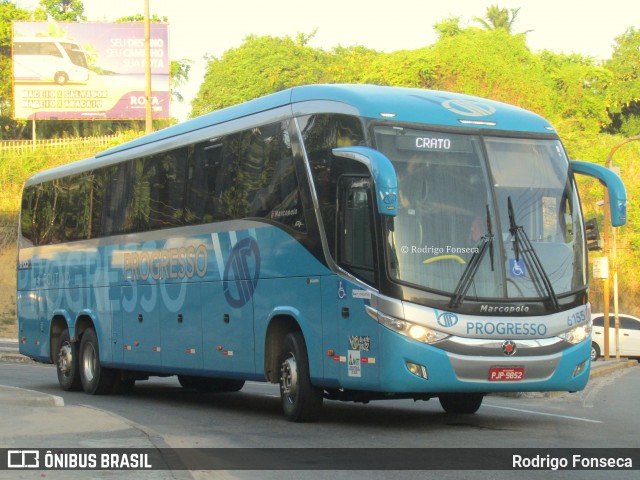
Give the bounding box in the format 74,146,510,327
280,355,298,403
82,343,97,383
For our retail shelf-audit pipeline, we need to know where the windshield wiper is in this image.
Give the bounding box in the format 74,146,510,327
507,197,560,311
450,205,494,309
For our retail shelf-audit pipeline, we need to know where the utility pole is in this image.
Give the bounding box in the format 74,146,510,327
144,0,153,133
603,134,639,360
602,190,611,360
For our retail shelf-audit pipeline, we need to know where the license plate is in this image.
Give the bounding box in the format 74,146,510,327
489,366,524,381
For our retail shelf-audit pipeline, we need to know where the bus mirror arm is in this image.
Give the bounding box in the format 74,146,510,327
332,146,398,216
571,160,627,227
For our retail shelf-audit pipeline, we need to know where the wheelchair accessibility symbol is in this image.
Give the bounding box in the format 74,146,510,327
337,281,347,299
509,258,526,277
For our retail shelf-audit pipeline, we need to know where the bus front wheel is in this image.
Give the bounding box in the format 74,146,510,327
79,328,115,395
279,331,323,422
54,71,68,85
439,393,484,414
56,328,82,391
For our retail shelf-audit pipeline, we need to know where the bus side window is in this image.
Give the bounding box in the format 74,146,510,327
19,186,36,245
300,113,366,256
189,140,224,224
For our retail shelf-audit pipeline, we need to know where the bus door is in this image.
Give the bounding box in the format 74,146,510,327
335,176,380,388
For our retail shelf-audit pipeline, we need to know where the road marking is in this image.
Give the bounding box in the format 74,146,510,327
483,403,603,424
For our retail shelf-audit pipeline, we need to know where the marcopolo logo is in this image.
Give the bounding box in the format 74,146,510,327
442,99,497,117
435,309,459,328
223,237,261,308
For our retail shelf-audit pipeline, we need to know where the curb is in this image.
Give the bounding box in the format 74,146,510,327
590,358,638,379
540,359,638,398
0,351,36,364
0,384,64,407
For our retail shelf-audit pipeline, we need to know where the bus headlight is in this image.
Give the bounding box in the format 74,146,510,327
367,306,449,344
559,320,592,345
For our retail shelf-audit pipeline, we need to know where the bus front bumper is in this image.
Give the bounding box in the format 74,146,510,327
378,327,591,394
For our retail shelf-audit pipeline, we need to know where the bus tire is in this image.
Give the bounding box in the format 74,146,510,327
79,328,115,395
279,331,323,422
56,329,82,391
439,393,483,414
54,71,68,85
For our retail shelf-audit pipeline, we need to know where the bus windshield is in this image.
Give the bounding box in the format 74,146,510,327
60,42,88,68
374,126,586,301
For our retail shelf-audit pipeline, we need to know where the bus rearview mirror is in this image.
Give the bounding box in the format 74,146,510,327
332,146,398,216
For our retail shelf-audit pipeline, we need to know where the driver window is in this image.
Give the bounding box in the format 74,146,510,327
337,176,376,286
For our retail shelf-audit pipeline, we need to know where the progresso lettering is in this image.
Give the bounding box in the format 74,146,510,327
466,321,548,337
122,245,208,281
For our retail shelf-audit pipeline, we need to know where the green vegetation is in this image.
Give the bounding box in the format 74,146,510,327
0,2,638,314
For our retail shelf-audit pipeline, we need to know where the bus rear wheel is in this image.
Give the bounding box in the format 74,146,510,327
439,393,484,414
79,328,115,395
54,71,68,85
279,331,323,422
56,329,82,391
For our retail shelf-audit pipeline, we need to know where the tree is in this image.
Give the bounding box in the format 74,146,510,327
37,0,86,21
191,34,328,117
116,13,168,23
324,45,379,84
538,50,609,137
366,48,435,88
170,58,192,103
433,16,463,39
605,27,640,136
428,28,552,112
473,4,527,33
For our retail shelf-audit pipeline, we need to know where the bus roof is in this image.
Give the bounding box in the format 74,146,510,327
97,84,555,159
14,36,80,44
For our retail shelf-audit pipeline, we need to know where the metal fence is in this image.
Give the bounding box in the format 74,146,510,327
0,135,118,153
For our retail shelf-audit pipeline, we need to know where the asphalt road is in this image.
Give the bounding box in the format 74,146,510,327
0,357,638,479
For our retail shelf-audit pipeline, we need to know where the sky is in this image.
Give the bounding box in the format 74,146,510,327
15,0,640,120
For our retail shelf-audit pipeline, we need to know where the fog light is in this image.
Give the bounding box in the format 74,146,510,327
406,361,428,379
572,360,588,378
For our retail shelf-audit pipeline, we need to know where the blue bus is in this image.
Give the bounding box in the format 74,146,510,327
17,84,627,421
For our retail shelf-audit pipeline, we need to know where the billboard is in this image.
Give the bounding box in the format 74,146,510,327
12,22,170,120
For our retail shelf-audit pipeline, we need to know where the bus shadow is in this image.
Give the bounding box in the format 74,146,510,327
124,380,523,434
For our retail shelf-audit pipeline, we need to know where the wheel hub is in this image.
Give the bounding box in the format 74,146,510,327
82,343,97,383
58,344,73,375
280,356,298,401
